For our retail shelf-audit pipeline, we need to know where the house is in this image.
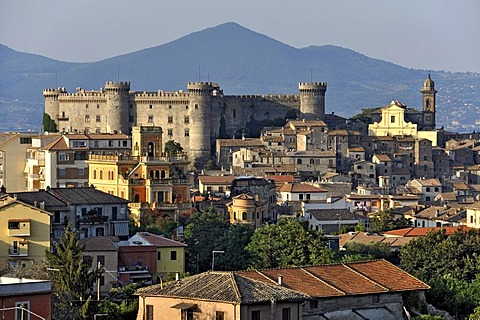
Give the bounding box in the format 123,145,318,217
198,175,235,197
406,178,443,203
304,208,358,234
227,194,269,228
118,241,157,286
0,132,36,192
215,138,264,170
135,259,430,320
278,182,328,213
80,236,119,296
0,276,52,320
0,196,51,270
128,232,187,281
14,187,130,243
466,202,480,228
406,205,466,228
339,231,413,252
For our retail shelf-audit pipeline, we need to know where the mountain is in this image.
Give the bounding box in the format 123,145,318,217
0,22,479,132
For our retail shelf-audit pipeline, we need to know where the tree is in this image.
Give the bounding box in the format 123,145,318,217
213,224,254,271
46,224,102,318
205,159,219,171
183,207,230,273
370,209,411,233
164,140,183,155
42,113,57,132
246,218,335,269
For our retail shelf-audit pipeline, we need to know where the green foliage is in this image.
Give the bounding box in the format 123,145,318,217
246,218,334,269
42,112,58,132
285,108,297,120
205,159,219,171
370,209,411,233
244,115,286,137
219,115,228,139
164,140,183,155
348,107,381,123
412,316,445,320
400,228,480,319
97,284,139,320
354,221,366,232
213,224,254,271
6,258,50,280
342,241,391,261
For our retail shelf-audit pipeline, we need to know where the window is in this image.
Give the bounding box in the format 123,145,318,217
186,105,189,109
216,311,225,320
171,250,177,260
8,221,20,229
97,255,105,267
168,129,173,136
252,311,260,320
185,129,190,137
195,104,199,109
20,137,32,144
306,194,311,200
157,251,161,260
310,300,318,309
184,116,189,124
297,159,302,165
109,140,114,147
146,305,154,320
97,104,100,109
310,159,315,165
93,170,97,179
233,109,236,118
78,168,84,176
58,168,66,177
148,115,153,123
96,115,101,122
299,194,304,200
85,115,90,123
168,116,173,124
15,301,30,320
426,187,430,192
59,153,69,161
168,105,172,109
100,170,103,179
233,212,237,220
96,228,104,236
149,104,152,109
282,308,291,320
391,115,395,123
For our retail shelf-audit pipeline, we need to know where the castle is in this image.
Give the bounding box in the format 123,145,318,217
44,82,327,167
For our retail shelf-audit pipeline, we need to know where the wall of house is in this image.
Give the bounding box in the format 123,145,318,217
156,246,185,279
0,292,51,320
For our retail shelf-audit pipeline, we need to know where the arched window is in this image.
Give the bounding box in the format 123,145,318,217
242,212,248,220
134,194,140,202
252,212,255,220
149,170,154,178
161,170,166,179
147,142,155,156
233,212,237,220
99,170,103,179
93,170,97,179
426,98,430,108
155,170,160,179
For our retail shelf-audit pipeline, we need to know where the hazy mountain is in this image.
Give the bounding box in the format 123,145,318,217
0,22,479,132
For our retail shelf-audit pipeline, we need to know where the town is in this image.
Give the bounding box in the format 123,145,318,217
0,73,479,320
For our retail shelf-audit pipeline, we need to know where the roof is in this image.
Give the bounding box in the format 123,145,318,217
279,183,327,193
198,175,236,185
13,190,68,210
453,183,469,190
373,154,392,162
43,136,68,151
266,175,295,183
136,232,187,248
80,236,119,251
308,208,356,221
216,138,264,148
135,271,308,304
47,187,129,205
238,259,430,298
288,120,327,128
436,192,457,201
339,231,413,248
383,226,472,237
412,178,442,187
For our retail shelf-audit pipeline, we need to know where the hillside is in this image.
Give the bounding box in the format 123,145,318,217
0,22,479,132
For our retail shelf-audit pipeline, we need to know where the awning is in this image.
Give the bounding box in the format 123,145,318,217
113,221,129,236
171,303,197,310
130,274,152,279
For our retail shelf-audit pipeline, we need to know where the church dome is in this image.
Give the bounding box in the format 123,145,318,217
423,73,435,90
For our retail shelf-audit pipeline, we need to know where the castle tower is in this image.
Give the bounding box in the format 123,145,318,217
132,126,163,157
187,82,214,168
105,82,130,134
421,74,437,130
299,82,327,120
43,87,66,130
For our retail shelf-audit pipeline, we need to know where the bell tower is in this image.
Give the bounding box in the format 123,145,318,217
421,74,437,130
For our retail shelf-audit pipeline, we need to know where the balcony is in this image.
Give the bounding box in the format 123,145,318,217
8,245,28,257
119,265,149,273
8,220,31,237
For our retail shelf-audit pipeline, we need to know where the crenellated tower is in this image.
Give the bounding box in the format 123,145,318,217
299,82,327,120
187,82,215,168
421,74,437,130
43,87,66,130
132,126,163,157
105,81,130,134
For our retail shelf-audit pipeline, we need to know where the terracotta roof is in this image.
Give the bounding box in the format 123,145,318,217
80,236,119,251
348,147,365,152
198,175,236,185
216,138,263,147
412,205,465,221
43,136,68,151
261,135,283,143
383,226,472,237
86,133,129,140
135,271,308,304
266,175,295,183
327,129,348,136
279,183,327,193
238,259,429,297
412,178,442,187
435,192,457,201
373,154,392,162
467,202,480,210
288,120,327,128
137,232,187,247
453,183,469,190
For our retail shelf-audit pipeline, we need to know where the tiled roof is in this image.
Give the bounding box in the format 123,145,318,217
279,183,327,193
467,202,480,210
288,120,327,128
373,154,392,162
80,236,119,251
383,226,472,237
327,129,348,136
13,190,69,210
238,259,429,297
412,205,465,221
43,136,68,151
436,192,457,201
308,208,355,221
261,135,283,143
216,139,263,147
137,232,187,248
48,187,129,205
412,178,442,187
198,176,236,185
453,183,469,190
266,175,295,183
135,271,308,303
348,147,365,152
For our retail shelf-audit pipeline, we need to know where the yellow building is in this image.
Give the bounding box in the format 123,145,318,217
0,196,51,269
87,126,191,224
228,193,269,228
368,101,418,137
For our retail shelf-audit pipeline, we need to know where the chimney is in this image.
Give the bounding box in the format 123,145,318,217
175,272,180,281
278,275,283,286
435,209,441,217
40,201,45,210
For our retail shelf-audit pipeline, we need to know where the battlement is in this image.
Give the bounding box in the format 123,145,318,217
298,82,327,91
43,88,67,96
187,82,218,92
105,81,131,91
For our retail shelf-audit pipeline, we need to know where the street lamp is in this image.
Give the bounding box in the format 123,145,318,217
211,250,225,271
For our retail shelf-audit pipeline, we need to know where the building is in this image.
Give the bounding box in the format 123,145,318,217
406,178,443,203
25,133,130,190
44,81,328,168
0,277,52,320
0,132,36,192
135,259,430,320
304,208,358,233
0,195,51,270
227,194,269,228
198,175,236,197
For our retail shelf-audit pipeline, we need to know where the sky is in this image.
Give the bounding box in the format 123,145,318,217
1,0,479,73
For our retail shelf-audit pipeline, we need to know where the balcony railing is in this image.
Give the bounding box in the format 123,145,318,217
119,265,149,272
8,247,28,256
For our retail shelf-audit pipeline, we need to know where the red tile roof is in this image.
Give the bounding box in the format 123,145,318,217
198,175,236,185
383,226,472,237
